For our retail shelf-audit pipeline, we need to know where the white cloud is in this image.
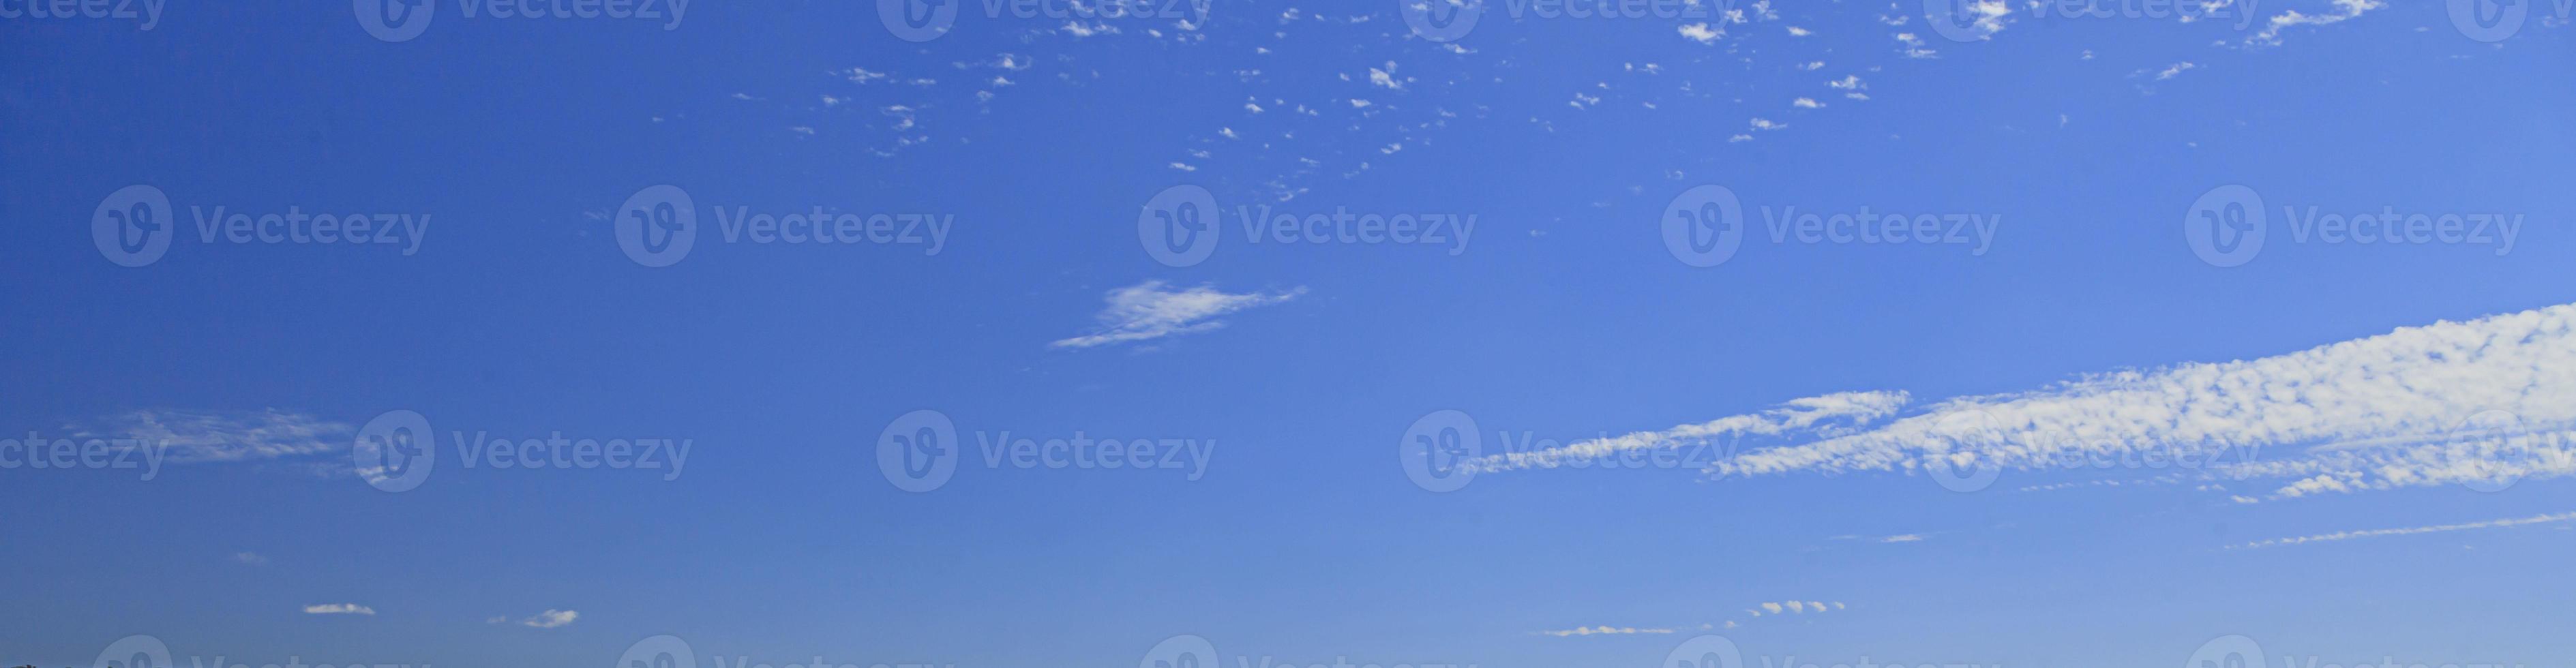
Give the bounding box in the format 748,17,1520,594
1468,391,1907,472
78,408,350,466
1677,23,1722,44
1705,303,2576,499
1050,282,1306,349
2249,0,2384,45
518,609,579,628
233,551,269,565
1368,62,1405,90
304,604,374,616
2230,511,2576,549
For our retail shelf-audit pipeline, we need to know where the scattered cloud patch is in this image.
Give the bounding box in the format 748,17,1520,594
1051,281,1306,349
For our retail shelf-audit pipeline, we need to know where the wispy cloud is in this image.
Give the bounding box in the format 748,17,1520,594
303,604,375,616
1538,626,1676,637
1469,391,1908,473
1747,600,1844,618
77,408,350,465
233,551,269,565
1050,281,1305,349
1703,303,2576,498
2249,0,2385,45
515,609,579,628
2229,511,2576,549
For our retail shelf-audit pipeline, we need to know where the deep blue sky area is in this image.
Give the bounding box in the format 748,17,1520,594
4,1,2575,668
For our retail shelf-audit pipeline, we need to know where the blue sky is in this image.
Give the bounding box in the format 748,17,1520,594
5,1,2575,667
